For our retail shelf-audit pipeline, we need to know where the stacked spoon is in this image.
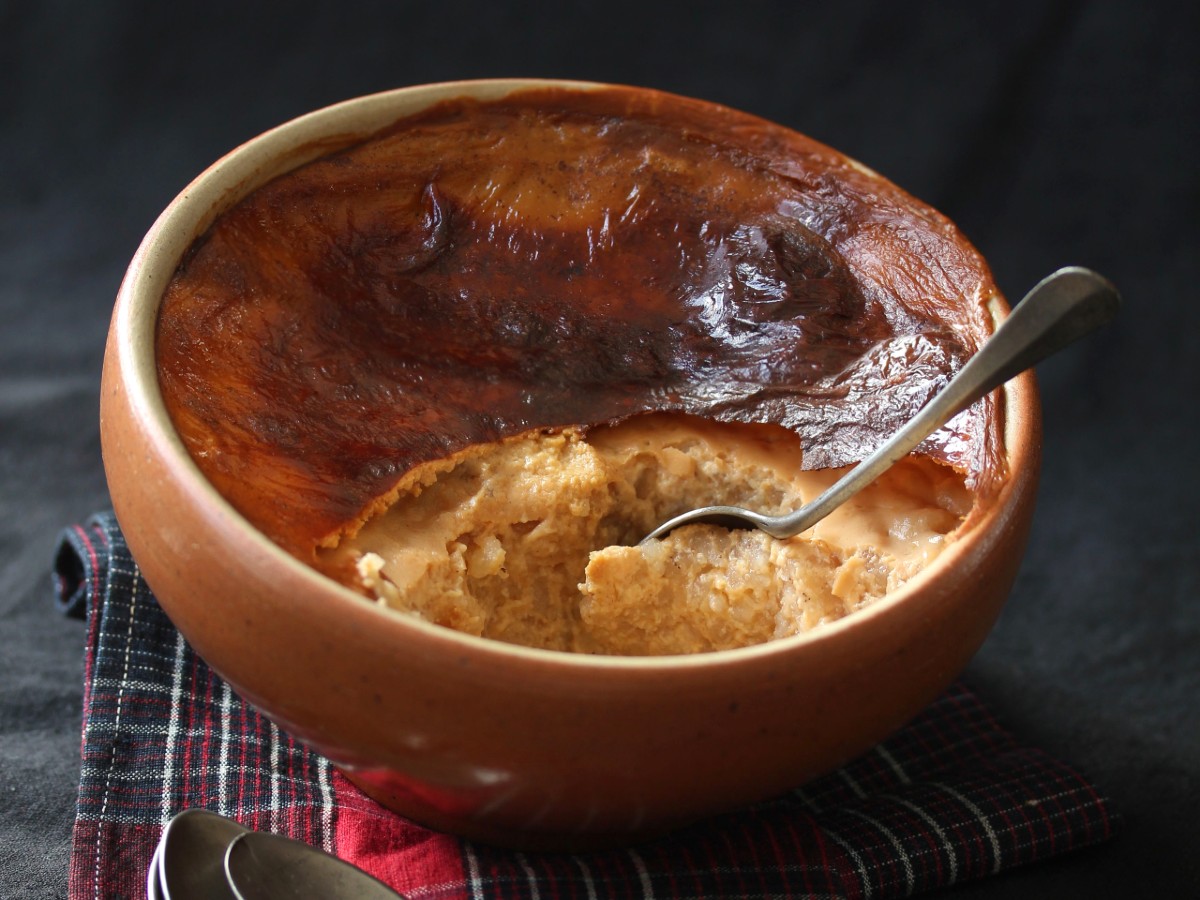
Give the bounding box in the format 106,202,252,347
146,809,405,899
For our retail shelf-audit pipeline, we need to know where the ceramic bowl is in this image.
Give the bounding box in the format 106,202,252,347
100,79,1040,850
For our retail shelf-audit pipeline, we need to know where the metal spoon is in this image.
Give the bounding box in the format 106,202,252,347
224,830,407,899
642,266,1120,542
157,808,247,900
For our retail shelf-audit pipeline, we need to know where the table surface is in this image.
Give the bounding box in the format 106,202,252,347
2,2,1196,896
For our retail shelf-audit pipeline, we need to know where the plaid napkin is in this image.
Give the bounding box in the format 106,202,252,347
55,512,1118,900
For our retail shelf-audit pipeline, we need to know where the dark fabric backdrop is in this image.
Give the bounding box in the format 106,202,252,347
2,1,1196,896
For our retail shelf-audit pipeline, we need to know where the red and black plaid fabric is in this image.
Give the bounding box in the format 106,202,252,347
55,513,1118,900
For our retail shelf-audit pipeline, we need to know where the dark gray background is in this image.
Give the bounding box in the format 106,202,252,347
2,1,1196,896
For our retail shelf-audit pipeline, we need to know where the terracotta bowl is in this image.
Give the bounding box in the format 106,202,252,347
100,79,1041,850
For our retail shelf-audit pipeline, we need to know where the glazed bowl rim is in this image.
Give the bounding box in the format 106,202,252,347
111,77,1036,673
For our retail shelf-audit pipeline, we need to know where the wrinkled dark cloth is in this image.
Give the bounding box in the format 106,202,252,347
54,512,1118,900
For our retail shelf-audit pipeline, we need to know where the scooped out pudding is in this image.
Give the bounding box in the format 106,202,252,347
155,85,1006,655
330,414,970,655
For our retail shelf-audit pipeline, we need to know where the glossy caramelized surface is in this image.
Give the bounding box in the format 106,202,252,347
157,86,1004,560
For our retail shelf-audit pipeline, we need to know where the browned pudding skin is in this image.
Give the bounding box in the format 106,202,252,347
156,87,1004,561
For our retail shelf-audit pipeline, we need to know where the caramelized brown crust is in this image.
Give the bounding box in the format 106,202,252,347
156,86,1004,560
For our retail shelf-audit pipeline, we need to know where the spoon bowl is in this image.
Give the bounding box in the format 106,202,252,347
224,830,405,900
158,808,247,900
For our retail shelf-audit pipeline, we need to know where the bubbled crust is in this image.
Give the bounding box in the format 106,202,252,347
156,86,1004,561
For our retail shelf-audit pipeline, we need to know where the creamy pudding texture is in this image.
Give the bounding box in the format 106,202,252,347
332,415,971,655
155,86,1006,653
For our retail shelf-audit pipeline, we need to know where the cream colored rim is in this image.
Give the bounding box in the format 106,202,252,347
116,78,1034,672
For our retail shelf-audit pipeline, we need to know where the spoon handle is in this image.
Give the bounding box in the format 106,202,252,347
764,266,1121,538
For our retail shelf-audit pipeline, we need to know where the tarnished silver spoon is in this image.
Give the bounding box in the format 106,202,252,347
224,830,406,899
158,808,247,899
643,266,1120,543
151,807,407,899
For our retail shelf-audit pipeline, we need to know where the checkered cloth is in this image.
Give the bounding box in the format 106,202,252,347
55,512,1118,900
